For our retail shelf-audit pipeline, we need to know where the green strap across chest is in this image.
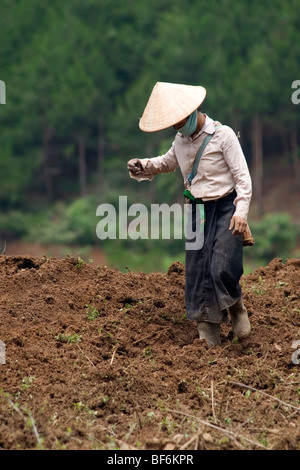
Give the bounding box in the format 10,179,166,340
186,124,221,185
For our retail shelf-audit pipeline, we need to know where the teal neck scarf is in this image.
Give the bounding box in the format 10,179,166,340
176,110,198,136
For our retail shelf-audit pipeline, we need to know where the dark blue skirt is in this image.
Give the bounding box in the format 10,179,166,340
185,190,243,324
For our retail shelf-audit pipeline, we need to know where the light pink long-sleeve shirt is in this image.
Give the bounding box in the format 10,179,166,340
130,114,252,220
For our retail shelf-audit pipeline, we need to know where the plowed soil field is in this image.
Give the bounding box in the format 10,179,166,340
0,255,299,450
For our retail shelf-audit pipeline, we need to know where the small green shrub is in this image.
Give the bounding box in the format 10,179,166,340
245,212,300,265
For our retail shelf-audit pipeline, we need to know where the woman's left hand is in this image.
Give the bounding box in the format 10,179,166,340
229,215,247,235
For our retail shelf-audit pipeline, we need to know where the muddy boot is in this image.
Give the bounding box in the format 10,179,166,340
197,322,221,347
229,298,251,339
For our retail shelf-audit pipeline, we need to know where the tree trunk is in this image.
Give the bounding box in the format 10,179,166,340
280,129,289,158
42,126,54,200
290,128,300,191
78,135,87,196
251,114,264,214
97,117,106,195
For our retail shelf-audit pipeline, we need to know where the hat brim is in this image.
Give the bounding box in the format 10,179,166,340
139,82,206,132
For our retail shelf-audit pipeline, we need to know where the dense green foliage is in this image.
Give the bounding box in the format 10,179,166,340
0,0,299,271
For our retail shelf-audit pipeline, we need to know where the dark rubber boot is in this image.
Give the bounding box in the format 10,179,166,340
229,298,251,339
197,322,221,347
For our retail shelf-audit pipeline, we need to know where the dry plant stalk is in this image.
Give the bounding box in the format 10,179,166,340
8,399,43,448
76,343,96,368
166,408,266,449
227,380,300,412
110,346,117,365
211,380,216,422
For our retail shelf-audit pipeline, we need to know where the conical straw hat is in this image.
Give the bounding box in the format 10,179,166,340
139,82,206,132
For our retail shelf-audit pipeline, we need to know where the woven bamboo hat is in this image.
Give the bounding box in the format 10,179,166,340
139,82,206,132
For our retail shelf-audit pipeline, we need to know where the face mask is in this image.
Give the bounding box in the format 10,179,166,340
176,110,198,136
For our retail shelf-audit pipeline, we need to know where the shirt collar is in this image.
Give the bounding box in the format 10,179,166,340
194,113,215,139
200,114,216,135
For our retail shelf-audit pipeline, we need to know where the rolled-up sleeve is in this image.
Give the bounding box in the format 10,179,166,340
129,142,179,182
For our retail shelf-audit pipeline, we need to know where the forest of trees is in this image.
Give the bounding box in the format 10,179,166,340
0,0,299,272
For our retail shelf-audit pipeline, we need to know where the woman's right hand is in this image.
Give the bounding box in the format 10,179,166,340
127,158,143,175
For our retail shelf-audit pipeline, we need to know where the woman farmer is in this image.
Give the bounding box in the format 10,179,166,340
127,82,252,347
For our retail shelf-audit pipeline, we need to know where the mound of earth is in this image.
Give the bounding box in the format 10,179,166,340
0,255,299,450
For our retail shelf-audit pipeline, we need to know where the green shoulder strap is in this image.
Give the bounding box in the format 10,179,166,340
186,124,221,186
